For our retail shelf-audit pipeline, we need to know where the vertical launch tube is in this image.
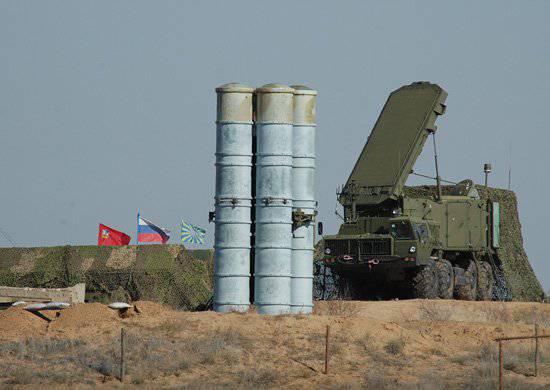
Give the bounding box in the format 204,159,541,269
290,85,317,314
214,83,254,313
254,84,294,315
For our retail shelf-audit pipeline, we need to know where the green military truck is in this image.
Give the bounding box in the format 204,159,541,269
322,82,506,300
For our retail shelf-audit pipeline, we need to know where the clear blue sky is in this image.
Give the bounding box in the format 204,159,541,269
1,1,548,289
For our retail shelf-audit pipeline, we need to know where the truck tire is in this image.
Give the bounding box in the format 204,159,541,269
435,259,454,299
477,261,494,301
412,263,438,299
454,260,477,301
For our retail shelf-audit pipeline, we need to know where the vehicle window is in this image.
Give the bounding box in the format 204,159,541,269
413,223,429,243
390,221,414,239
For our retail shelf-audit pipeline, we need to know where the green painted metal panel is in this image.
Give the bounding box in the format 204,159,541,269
339,82,447,205
492,201,500,248
446,202,469,248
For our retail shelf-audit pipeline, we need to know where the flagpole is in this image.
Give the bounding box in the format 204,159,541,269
136,210,140,245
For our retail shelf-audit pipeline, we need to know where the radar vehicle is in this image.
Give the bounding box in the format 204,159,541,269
322,82,502,300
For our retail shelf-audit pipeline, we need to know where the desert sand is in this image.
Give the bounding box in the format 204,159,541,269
0,299,548,388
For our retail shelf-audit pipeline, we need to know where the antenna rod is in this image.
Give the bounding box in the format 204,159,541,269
431,132,442,200
508,142,512,190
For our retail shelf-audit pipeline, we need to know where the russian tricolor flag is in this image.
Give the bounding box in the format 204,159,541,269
137,216,170,244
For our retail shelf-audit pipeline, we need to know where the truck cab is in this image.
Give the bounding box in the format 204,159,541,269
323,216,434,279
390,217,433,263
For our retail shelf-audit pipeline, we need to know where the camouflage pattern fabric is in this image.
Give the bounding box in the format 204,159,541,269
0,245,213,310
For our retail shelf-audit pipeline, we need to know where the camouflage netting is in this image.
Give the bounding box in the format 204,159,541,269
313,185,544,302
0,245,214,310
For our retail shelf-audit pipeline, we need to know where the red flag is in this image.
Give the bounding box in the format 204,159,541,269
98,224,131,246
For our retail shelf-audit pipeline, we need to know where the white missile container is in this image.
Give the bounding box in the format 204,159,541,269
213,83,254,313
290,85,317,314
253,84,294,315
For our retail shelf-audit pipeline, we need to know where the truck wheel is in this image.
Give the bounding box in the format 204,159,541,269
477,262,494,301
454,260,477,301
435,259,454,299
412,263,438,299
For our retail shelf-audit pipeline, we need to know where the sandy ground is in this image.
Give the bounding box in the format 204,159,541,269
0,300,549,389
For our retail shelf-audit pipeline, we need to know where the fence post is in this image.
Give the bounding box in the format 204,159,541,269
120,328,125,382
324,325,330,374
535,324,539,377
498,339,503,390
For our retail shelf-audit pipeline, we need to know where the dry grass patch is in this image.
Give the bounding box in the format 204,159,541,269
235,368,279,387
0,327,254,385
317,301,361,317
124,326,250,376
384,338,405,355
446,340,541,388
0,337,117,382
477,303,549,327
499,339,550,377
418,301,453,322
357,332,375,352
